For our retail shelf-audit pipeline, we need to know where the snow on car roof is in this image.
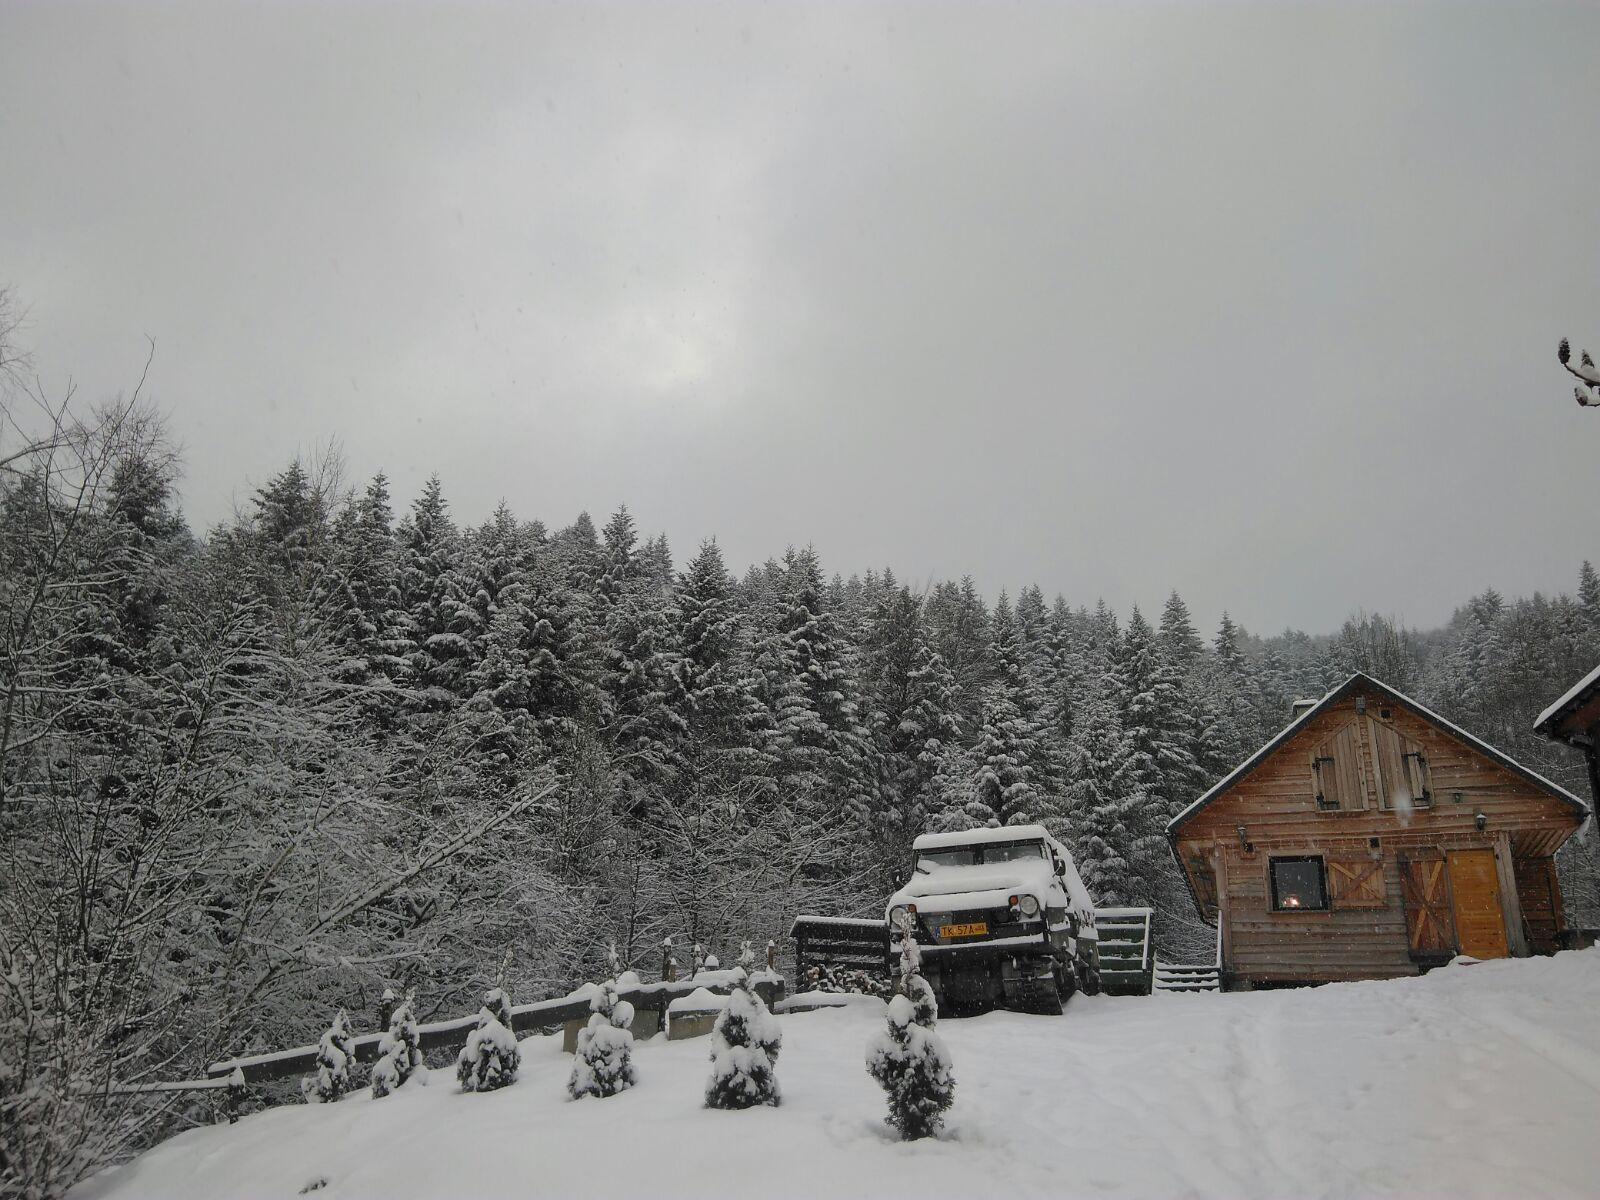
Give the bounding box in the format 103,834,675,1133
912,824,1053,851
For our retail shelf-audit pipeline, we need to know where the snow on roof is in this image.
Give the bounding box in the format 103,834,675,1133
912,823,1052,851
1535,661,1600,734
1167,672,1589,835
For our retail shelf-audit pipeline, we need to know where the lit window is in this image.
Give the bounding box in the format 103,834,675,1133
1270,857,1328,911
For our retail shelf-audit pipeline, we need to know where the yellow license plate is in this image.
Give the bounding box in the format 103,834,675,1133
940,921,988,938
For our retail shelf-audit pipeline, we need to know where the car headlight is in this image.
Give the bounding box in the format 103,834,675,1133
1018,894,1041,917
889,904,909,927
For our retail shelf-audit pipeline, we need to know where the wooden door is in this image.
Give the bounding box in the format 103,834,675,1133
1447,850,1509,959
1401,858,1454,956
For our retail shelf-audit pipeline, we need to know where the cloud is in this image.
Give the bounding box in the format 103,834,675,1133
2,1,1596,633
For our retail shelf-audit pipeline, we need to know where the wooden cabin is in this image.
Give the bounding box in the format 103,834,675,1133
1533,662,1600,810
1166,672,1589,988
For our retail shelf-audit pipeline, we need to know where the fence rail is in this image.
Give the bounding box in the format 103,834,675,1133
204,972,785,1086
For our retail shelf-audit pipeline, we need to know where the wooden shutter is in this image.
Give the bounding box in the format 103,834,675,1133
1369,719,1431,809
1312,721,1368,811
1403,748,1432,806
1328,858,1386,908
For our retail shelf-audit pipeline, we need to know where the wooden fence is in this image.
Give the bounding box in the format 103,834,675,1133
204,971,786,1087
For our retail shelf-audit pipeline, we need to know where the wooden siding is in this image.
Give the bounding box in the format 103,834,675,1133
1172,690,1582,984
1514,856,1565,955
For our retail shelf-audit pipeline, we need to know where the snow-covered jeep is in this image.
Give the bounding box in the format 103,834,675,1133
886,824,1099,1016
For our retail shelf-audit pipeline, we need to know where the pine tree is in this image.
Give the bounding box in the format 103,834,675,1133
967,686,1044,827
676,540,758,750
371,996,425,1098
859,587,963,878
1214,611,1247,680
395,476,473,707
568,978,638,1099
1157,590,1204,669
456,987,521,1093
704,965,782,1109
301,1010,355,1103
1579,561,1600,629
1068,698,1148,906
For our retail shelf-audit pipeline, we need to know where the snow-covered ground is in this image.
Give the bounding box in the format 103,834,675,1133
75,951,1600,1200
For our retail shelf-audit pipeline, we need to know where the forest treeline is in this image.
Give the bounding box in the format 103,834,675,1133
2,392,1597,1194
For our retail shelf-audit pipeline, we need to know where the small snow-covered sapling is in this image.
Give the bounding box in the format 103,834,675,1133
865,994,955,1140
456,986,520,1093
705,965,782,1110
371,994,425,1098
568,978,637,1099
896,912,938,1029
301,1009,354,1103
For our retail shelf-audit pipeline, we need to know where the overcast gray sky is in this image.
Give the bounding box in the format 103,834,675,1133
3,1,1596,636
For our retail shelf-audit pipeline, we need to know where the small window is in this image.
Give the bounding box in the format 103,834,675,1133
1270,856,1328,911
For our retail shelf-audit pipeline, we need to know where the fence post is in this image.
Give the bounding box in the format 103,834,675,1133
224,1069,246,1125
376,986,396,1034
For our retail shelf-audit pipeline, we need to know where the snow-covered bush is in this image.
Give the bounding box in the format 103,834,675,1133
865,995,955,1141
301,1009,355,1103
568,979,637,1100
705,967,782,1110
456,987,520,1093
371,997,425,1098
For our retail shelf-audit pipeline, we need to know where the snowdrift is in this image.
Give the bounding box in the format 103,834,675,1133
73,951,1600,1199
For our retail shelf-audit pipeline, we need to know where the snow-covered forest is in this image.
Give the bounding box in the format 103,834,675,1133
3,386,1598,1194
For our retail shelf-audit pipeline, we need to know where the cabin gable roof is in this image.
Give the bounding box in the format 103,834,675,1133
1168,672,1589,839
1534,662,1600,748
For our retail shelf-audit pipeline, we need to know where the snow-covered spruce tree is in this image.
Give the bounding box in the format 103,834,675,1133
894,914,938,1029
456,987,520,1093
865,911,952,1138
371,996,425,1098
568,978,637,1100
865,994,955,1141
302,1010,355,1103
705,955,783,1110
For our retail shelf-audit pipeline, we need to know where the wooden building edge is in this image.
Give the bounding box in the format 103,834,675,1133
1167,672,1590,989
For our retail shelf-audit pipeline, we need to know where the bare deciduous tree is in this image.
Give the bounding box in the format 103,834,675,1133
1558,337,1600,407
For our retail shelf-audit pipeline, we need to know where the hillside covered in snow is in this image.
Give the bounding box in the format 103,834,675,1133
74,951,1600,1200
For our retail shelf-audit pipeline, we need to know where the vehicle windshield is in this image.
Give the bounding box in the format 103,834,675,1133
914,840,1045,873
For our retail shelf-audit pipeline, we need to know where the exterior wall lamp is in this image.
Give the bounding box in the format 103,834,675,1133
1474,810,1488,833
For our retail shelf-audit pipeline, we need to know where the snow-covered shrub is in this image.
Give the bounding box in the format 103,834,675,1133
456,988,520,1093
301,1009,355,1103
568,979,636,1100
371,997,425,1098
705,968,782,1110
865,994,955,1141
